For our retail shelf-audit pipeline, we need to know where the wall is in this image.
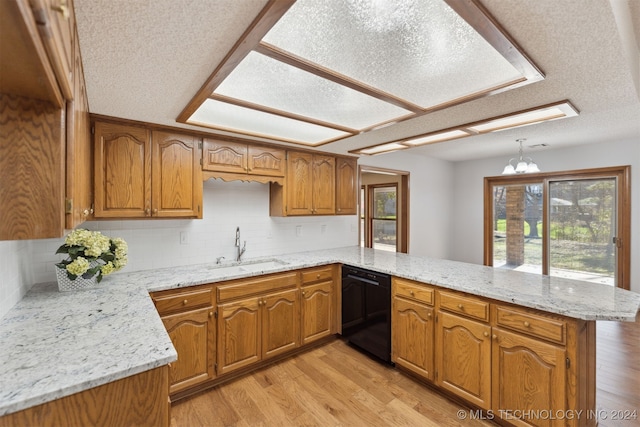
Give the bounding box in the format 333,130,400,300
0,241,32,318
450,137,640,293
28,179,359,285
359,151,455,259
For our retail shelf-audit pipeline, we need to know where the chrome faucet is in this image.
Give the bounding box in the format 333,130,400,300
235,226,246,261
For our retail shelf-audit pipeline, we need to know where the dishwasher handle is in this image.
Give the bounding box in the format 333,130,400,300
345,274,381,286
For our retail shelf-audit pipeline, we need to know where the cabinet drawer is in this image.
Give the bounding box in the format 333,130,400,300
438,291,489,322
152,287,213,316
301,266,334,285
393,278,434,306
217,272,298,302
495,306,566,344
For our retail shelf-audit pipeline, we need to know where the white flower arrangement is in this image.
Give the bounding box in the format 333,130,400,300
55,229,128,282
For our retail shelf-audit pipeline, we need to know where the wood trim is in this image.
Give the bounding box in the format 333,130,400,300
444,0,544,81
203,170,284,185
90,113,358,160
484,165,631,290
209,93,359,134
176,0,296,123
255,42,424,113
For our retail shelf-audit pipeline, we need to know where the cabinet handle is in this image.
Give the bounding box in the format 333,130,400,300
52,1,70,19
483,331,489,337
523,321,531,327
182,299,188,305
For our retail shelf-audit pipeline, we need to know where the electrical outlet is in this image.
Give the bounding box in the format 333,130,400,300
180,231,189,245
295,225,302,237
321,224,327,234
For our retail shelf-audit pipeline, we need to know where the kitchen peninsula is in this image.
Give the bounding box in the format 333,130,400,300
1,247,638,426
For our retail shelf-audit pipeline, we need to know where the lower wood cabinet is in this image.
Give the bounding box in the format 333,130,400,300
0,366,170,427
392,278,435,381
301,281,333,344
217,287,300,376
392,278,595,427
436,310,492,410
492,328,567,427
161,307,216,394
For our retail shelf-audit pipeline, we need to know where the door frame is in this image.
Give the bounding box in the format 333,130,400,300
359,166,409,253
484,166,631,289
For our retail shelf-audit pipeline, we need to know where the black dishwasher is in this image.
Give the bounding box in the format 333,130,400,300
341,265,392,363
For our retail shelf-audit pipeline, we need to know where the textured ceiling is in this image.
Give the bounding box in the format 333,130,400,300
75,0,640,162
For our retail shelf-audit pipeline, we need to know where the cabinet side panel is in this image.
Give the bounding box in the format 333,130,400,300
0,94,64,239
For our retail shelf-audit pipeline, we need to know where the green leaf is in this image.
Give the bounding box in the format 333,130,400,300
55,244,69,254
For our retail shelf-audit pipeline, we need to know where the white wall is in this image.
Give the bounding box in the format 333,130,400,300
450,138,640,292
0,180,358,319
360,150,455,259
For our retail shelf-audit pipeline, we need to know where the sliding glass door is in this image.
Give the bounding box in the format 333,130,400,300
485,166,630,289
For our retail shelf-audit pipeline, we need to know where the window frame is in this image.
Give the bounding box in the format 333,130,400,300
484,166,631,289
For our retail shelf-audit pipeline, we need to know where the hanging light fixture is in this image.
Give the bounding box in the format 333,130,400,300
502,138,540,174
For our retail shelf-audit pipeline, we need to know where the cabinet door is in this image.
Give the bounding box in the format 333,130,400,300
492,328,566,427
31,0,75,100
286,151,314,215
151,131,202,218
94,122,151,217
217,298,261,375
262,289,300,359
301,281,333,345
161,307,215,394
336,157,357,215
248,146,285,177
202,139,247,174
65,29,91,229
312,155,336,214
436,311,492,409
392,297,435,381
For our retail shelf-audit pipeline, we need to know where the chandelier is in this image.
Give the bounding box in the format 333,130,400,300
502,139,540,174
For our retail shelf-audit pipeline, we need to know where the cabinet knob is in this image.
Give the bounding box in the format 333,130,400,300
457,304,464,310
316,274,321,279
492,334,498,340
82,209,90,217
427,313,432,318
523,321,531,327
153,208,158,215
182,299,188,305
209,311,214,318
483,331,489,337
145,208,151,216
409,290,414,296
302,290,306,296
258,300,263,306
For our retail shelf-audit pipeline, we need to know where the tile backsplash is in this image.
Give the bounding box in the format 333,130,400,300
0,240,33,318
29,179,359,286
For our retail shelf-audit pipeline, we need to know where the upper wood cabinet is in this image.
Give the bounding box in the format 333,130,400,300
31,0,75,100
336,157,358,215
202,139,285,182
94,121,151,218
152,130,203,218
271,151,336,216
65,25,92,229
94,121,202,219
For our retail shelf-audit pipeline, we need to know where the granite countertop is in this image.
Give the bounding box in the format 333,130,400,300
1,246,639,417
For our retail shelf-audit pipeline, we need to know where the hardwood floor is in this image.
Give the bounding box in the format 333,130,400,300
171,318,640,427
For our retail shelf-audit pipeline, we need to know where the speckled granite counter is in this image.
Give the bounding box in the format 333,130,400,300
1,246,639,417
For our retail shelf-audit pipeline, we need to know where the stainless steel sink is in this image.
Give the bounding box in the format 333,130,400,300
206,259,289,275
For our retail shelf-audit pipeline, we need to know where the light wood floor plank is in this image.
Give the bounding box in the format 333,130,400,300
171,318,639,427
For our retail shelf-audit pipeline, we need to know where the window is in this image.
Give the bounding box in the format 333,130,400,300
484,166,630,289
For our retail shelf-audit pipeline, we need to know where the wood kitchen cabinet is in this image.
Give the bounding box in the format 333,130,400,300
202,138,285,182
151,286,216,394
300,266,335,345
335,157,358,215
271,151,335,216
94,121,203,219
392,278,435,381
217,272,299,376
0,0,89,240
436,290,492,409
65,25,92,229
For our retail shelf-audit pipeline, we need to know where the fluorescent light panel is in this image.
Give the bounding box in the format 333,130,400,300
351,101,578,155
